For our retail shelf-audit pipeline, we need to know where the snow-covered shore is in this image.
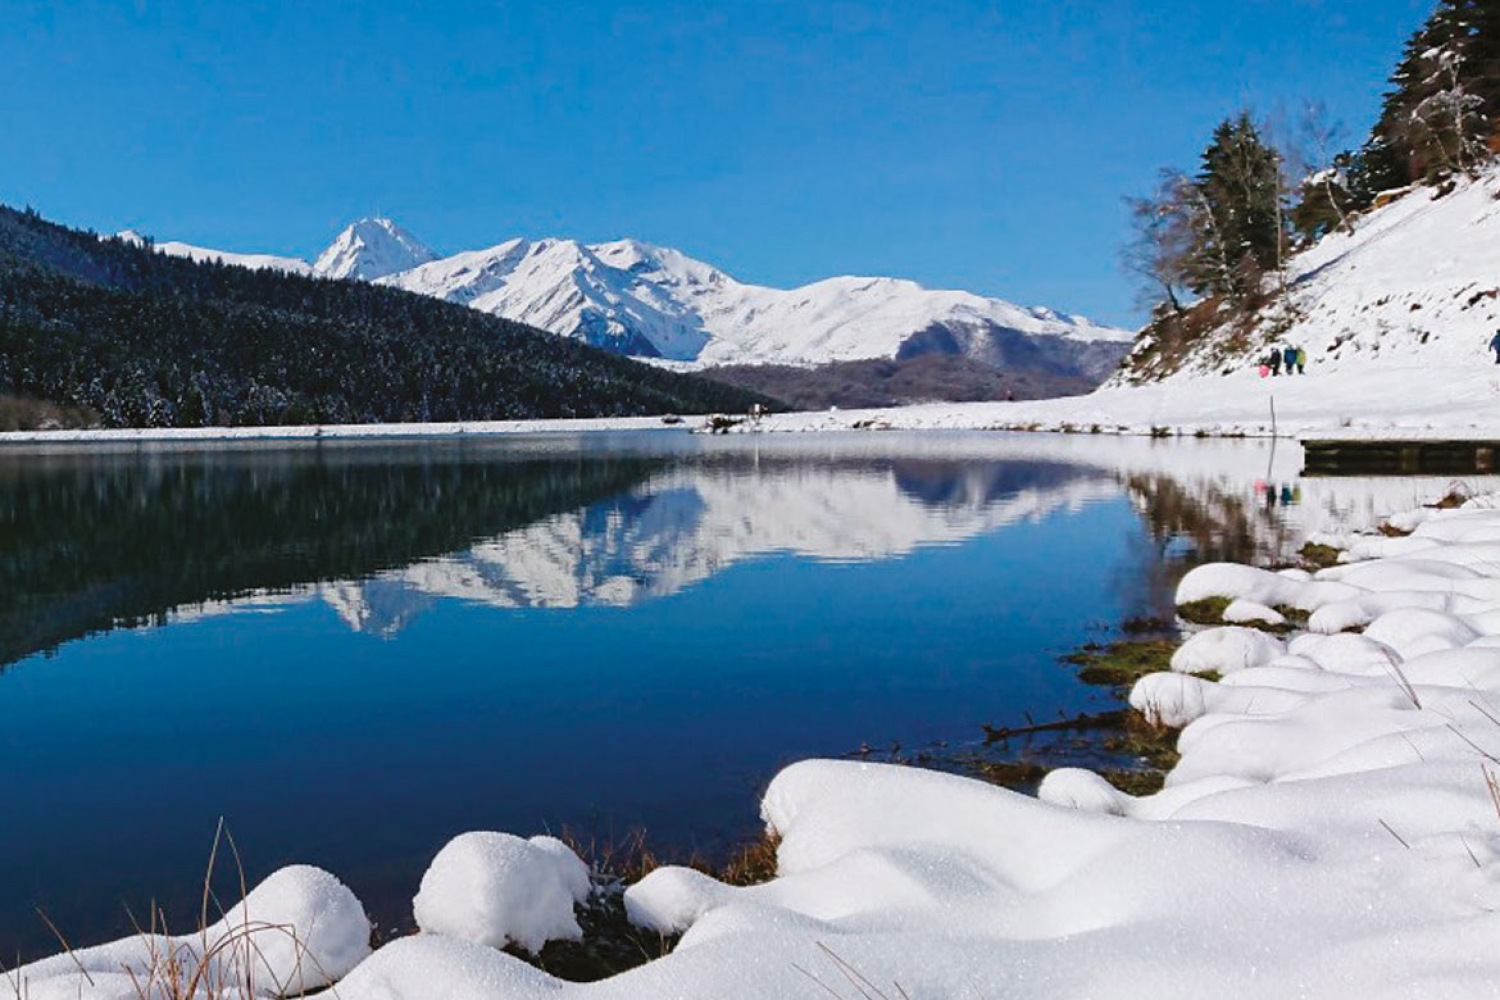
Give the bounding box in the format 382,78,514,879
5,349,1497,449
742,360,1500,439
15,484,1500,997
0,415,678,447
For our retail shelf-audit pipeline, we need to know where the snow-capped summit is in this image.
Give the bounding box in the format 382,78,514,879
379,236,716,359
313,217,438,281
117,218,1131,377
380,235,1132,372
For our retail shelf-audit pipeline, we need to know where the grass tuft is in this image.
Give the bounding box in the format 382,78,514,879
1298,542,1342,569
1176,596,1232,625
1065,637,1178,688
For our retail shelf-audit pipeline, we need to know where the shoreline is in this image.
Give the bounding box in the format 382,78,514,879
13,456,1500,996
6,368,1500,449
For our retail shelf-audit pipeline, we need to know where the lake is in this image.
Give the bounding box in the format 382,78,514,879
1,430,1490,958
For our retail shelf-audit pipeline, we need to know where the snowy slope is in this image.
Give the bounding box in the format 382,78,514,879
116,229,313,276
381,235,1131,370
731,166,1500,438
117,219,1129,373
1118,165,1500,382
313,217,438,281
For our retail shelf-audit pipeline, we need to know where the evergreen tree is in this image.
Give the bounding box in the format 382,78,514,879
1370,0,1496,184
1187,113,1285,299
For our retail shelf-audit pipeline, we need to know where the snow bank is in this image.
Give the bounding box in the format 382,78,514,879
9,866,369,1000
412,832,591,954
29,487,1500,998
1169,625,1285,675
342,490,1500,998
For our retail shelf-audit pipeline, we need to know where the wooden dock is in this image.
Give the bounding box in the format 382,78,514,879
1302,438,1500,476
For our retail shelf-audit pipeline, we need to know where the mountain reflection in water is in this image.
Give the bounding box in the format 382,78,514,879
4,430,1497,961
0,438,1114,659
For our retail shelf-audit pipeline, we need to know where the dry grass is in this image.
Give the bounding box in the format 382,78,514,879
1298,542,1342,569
5,821,332,1000
1176,597,1232,625
793,942,912,1000
525,825,782,982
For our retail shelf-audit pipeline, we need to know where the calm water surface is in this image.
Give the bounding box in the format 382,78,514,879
1,431,1489,957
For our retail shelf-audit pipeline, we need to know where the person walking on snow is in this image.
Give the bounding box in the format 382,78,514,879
1268,348,1281,376
1283,345,1297,375
1490,330,1500,364
1295,346,1306,374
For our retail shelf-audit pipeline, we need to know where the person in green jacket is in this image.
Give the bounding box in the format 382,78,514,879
1295,346,1307,374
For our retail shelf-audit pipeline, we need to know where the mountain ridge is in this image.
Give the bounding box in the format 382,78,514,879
130,218,1132,381
0,203,768,428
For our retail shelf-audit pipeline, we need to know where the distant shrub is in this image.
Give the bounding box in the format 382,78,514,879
0,394,100,431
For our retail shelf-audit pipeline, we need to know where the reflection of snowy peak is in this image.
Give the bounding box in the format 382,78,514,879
320,581,433,638
313,218,439,281
320,462,1116,630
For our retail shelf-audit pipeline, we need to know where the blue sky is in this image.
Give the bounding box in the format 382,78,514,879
2,0,1433,326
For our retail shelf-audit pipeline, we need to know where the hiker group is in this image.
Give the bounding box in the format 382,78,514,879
1261,345,1306,376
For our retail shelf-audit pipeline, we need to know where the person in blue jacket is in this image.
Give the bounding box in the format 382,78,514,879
1490,330,1500,364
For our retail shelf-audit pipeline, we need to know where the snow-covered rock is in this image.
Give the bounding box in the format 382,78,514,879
1169,626,1286,675
412,832,591,955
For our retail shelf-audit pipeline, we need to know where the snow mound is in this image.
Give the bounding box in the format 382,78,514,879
1170,626,1285,675
412,832,591,954
10,866,369,999
1222,598,1286,625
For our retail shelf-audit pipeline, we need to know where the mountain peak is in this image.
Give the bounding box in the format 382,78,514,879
314,217,437,281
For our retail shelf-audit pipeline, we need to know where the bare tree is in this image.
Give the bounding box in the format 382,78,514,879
1410,49,1487,174
1297,100,1351,234
1121,169,1197,315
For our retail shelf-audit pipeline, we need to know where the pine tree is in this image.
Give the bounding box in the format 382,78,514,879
1369,0,1496,184
1187,113,1285,299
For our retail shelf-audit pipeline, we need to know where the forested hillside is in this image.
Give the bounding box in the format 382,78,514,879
1119,0,1500,381
0,206,767,428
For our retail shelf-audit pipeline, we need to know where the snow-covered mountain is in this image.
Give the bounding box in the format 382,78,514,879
120,219,1131,377
377,235,1131,375
117,229,313,276
118,218,436,282
313,218,438,281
